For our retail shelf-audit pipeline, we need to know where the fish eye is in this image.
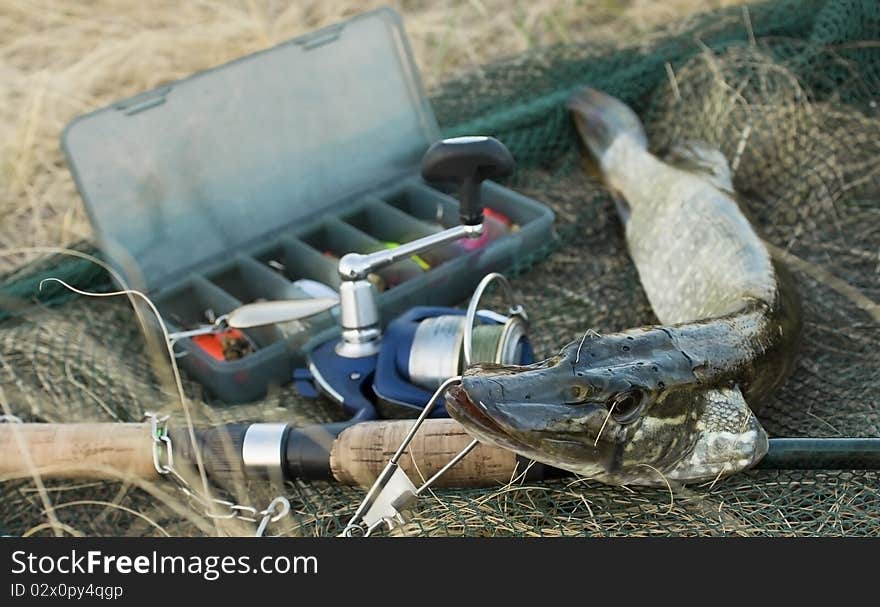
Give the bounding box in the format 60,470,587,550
608,389,645,424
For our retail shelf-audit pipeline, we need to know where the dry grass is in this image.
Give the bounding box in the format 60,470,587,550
16,1,864,539
3,32,880,532
0,0,744,270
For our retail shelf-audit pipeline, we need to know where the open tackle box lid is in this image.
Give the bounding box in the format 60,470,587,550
62,8,439,293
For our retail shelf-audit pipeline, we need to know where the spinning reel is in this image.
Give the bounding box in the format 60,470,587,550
295,136,534,421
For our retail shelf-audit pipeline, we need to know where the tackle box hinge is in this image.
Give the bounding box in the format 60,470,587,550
295,24,344,51
115,86,172,116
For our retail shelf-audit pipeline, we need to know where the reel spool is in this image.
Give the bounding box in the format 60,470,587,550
372,273,533,417
407,313,527,390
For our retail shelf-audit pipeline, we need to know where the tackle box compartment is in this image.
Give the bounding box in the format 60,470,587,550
61,7,555,403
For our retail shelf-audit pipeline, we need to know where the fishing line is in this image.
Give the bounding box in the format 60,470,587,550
0,247,173,384
37,279,216,519
463,273,527,368
469,323,506,365
35,278,289,535
409,316,522,389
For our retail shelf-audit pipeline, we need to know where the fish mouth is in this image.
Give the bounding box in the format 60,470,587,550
447,380,623,481
445,384,533,453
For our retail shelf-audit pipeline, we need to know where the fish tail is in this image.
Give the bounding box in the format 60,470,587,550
567,87,647,169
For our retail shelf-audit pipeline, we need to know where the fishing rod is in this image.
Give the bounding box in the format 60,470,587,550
0,418,519,488
3,418,880,487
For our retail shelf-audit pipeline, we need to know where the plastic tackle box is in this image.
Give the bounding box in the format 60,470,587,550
62,8,555,402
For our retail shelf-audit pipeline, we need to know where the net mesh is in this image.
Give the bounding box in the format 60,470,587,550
2,0,880,536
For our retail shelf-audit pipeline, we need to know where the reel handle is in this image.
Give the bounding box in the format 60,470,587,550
421,136,515,226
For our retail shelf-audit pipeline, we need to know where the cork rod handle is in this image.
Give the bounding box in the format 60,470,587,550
331,418,519,487
0,422,158,481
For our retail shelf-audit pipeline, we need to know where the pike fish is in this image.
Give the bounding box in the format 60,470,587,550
446,88,801,485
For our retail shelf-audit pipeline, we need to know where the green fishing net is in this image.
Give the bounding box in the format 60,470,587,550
2,0,879,536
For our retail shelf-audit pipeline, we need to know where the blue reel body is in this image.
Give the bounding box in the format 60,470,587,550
373,306,464,418
295,340,379,422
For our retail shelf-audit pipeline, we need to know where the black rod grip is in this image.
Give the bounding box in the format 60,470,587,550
179,422,349,483
283,422,352,481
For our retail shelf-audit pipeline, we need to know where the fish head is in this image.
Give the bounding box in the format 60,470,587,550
445,329,768,485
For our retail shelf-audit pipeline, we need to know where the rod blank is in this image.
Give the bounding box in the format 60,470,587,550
758,438,880,470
